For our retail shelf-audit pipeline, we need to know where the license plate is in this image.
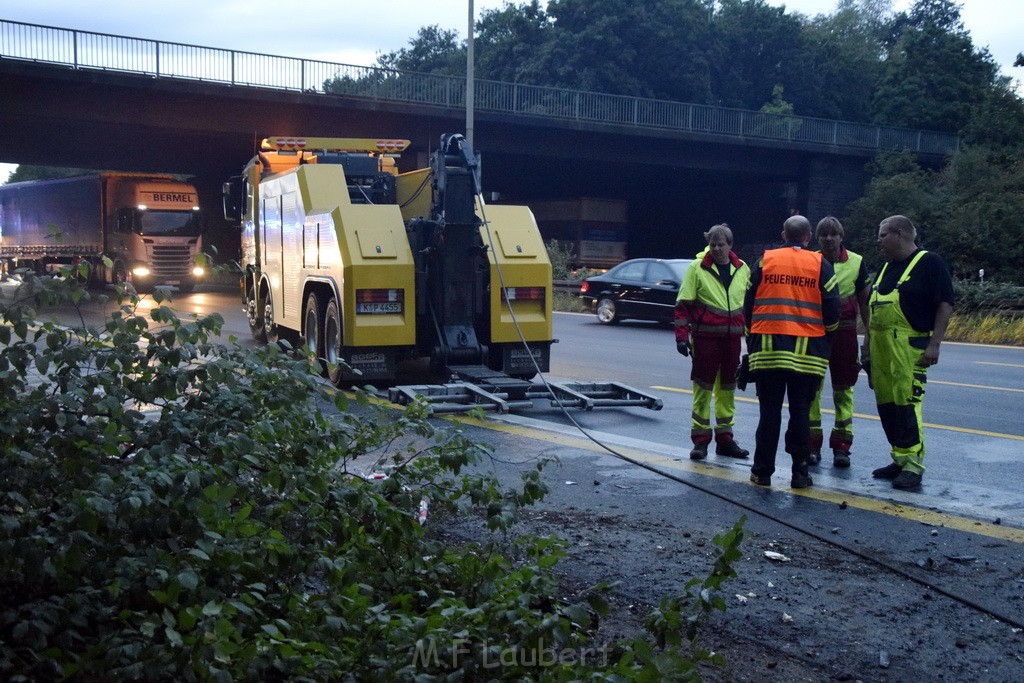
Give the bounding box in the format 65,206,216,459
356,302,402,314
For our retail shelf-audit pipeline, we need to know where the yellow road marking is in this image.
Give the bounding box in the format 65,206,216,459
651,385,1024,440
340,384,1024,543
455,415,1024,544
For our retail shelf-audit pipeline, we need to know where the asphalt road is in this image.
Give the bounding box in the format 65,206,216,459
7,281,1023,529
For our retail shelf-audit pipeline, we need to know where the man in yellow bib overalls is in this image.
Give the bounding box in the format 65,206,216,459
867,215,954,490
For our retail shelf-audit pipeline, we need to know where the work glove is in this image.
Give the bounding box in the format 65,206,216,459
676,341,691,357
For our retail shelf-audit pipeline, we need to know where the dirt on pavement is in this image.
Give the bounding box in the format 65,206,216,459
440,437,1024,682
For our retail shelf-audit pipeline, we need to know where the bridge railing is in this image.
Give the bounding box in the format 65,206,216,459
0,18,960,155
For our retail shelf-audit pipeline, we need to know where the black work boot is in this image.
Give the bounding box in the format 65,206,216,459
872,462,902,479
791,460,813,488
689,443,709,461
832,448,851,468
715,440,750,459
893,470,923,490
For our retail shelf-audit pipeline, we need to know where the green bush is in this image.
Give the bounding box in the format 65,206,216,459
1,267,744,680
951,278,1024,313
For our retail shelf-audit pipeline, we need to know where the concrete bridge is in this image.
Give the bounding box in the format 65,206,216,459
0,18,958,260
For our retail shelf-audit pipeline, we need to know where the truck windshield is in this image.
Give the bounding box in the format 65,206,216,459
137,210,203,236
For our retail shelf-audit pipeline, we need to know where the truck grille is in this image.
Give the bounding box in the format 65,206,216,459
149,245,193,277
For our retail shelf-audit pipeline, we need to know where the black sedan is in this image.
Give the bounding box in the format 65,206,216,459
579,258,695,324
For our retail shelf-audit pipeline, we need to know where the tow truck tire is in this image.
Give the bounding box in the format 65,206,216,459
304,292,324,375
262,287,280,345
246,283,267,344
324,297,345,386
596,297,619,324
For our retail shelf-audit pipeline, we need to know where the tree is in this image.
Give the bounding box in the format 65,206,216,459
841,151,939,272
7,165,95,183
510,0,713,102
872,0,998,132
933,145,1024,282
799,0,890,122
709,0,812,111
376,24,466,76
473,0,553,84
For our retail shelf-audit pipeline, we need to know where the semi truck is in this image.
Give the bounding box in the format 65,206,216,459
0,173,206,291
531,197,629,269
222,133,661,412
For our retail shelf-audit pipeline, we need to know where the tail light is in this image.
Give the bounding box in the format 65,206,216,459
502,287,545,301
579,281,589,293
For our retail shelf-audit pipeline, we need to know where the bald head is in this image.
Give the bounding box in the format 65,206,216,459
782,215,813,245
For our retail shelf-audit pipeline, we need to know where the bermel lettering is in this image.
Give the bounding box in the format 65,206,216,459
149,193,194,202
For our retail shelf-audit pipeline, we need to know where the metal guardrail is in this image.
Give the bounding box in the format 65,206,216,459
0,18,960,155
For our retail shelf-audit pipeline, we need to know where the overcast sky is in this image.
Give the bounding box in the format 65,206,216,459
2,0,1021,180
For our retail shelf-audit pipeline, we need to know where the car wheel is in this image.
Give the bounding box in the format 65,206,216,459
596,297,619,324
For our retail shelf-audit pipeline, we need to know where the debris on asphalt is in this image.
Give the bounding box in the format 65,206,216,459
945,555,978,563
781,612,793,623
839,501,848,509
879,650,890,668
565,480,577,485
917,557,935,570
831,527,840,534
931,529,939,536
764,551,791,562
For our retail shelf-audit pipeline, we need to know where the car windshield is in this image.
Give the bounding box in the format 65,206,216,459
138,210,203,236
668,260,693,281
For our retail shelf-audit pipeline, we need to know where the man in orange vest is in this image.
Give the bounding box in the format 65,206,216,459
744,215,840,489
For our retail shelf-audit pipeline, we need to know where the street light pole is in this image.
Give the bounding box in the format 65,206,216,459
466,0,475,150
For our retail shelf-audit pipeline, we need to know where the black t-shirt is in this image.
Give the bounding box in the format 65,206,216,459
873,249,955,333
714,262,734,290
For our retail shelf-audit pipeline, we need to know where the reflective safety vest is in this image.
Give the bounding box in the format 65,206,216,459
750,247,825,338
833,248,863,329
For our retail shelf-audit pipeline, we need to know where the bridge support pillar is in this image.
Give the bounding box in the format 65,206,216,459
804,156,868,224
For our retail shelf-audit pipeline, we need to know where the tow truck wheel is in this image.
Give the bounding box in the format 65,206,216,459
246,285,267,344
324,298,345,386
304,292,324,375
596,297,619,324
262,287,280,345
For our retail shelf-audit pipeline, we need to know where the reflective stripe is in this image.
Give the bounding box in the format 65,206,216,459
752,297,822,312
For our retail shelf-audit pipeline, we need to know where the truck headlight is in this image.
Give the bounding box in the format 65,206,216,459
132,266,151,278
192,266,205,277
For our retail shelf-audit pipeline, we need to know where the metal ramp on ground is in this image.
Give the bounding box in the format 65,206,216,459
387,365,663,415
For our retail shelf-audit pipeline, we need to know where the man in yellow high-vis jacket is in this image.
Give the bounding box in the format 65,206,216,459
675,224,751,460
